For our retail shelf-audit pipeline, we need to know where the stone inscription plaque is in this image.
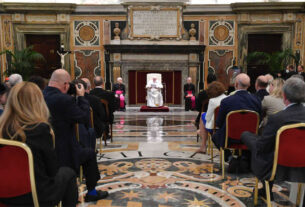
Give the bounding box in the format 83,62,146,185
130,8,181,38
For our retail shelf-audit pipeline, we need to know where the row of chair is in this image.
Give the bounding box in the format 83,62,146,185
200,107,305,206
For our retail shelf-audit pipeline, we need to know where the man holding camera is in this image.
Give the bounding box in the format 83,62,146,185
43,69,108,202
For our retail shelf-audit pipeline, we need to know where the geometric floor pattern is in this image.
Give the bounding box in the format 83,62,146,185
77,108,300,207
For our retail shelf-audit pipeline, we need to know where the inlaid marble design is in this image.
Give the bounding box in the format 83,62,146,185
77,109,296,207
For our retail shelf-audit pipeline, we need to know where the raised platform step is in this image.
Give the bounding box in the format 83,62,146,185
140,105,169,112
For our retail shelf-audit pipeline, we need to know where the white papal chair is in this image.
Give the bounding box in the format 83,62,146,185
146,73,162,84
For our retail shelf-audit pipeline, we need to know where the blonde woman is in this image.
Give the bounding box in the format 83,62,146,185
0,82,77,206
261,78,285,126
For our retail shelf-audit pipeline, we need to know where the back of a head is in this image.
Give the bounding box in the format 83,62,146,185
235,73,250,90
256,75,268,89
81,78,91,90
283,77,305,104
270,78,285,98
206,81,226,98
207,73,217,84
0,82,50,141
28,75,46,90
8,74,23,88
94,76,104,87
50,69,70,84
290,74,304,81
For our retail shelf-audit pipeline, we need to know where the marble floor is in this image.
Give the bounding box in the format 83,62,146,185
78,107,299,207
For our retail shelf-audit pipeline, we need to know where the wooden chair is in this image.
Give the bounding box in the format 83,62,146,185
220,110,259,179
100,99,113,148
0,138,39,207
207,106,220,162
253,123,305,207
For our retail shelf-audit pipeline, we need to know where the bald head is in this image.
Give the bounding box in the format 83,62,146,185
81,78,91,92
49,69,71,94
50,69,70,83
235,73,250,90
255,75,268,90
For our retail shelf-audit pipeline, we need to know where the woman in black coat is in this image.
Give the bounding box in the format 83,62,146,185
0,82,78,206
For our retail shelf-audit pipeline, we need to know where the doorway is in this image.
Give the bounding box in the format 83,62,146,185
247,34,282,92
26,34,61,79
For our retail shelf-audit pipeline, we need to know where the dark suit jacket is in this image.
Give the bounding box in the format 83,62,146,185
255,89,269,101
0,123,67,205
184,83,195,99
241,103,305,181
43,86,90,171
112,83,125,95
84,93,106,137
90,88,116,123
196,90,209,112
212,90,262,148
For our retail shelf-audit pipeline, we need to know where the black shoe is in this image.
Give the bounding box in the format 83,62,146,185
85,190,109,202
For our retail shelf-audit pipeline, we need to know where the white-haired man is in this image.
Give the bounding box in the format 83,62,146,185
8,73,23,88
146,76,163,107
184,77,196,111
112,77,126,111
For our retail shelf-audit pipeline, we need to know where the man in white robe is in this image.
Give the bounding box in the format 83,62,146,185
146,77,163,107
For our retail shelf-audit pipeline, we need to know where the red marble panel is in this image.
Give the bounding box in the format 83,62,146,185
209,50,233,89
75,50,100,85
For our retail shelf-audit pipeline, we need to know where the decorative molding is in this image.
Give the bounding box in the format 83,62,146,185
74,21,99,47
74,50,101,79
2,3,76,14
209,20,234,46
231,2,305,13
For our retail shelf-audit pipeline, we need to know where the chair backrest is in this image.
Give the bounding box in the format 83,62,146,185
147,73,162,84
213,106,220,130
225,110,259,147
89,107,94,128
0,138,39,207
270,123,305,181
100,99,109,118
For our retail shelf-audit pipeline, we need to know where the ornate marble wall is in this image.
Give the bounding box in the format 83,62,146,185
0,2,304,100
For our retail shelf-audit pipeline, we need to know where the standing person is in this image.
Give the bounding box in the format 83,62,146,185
297,65,305,80
112,77,126,111
0,82,78,206
184,77,196,111
43,69,108,202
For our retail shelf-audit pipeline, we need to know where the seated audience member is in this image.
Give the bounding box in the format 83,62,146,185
297,65,305,80
212,73,261,149
0,83,8,115
254,75,269,101
90,76,116,137
28,75,47,90
241,77,305,199
196,81,227,153
184,77,196,111
0,82,78,206
8,73,23,88
43,69,108,202
265,74,274,93
195,74,216,127
261,78,285,127
112,77,126,111
82,78,107,139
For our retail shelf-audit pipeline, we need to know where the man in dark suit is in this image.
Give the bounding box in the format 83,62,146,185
90,76,116,126
212,73,262,149
112,77,126,111
81,78,107,139
297,65,305,81
184,77,196,111
43,69,108,202
241,77,305,199
254,75,269,101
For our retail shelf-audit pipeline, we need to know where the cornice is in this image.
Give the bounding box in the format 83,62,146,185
231,2,305,13
1,3,76,14
184,4,233,15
